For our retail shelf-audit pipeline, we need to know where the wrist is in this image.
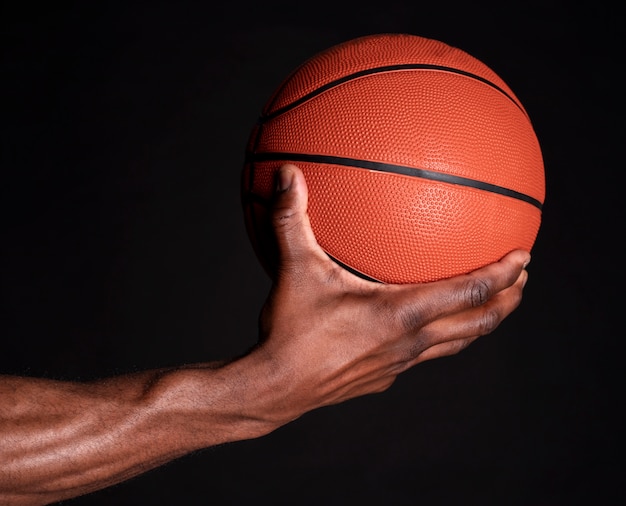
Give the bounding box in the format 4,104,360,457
146,359,285,451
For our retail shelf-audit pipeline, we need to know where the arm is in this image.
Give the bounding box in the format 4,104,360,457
0,164,530,505
0,361,280,505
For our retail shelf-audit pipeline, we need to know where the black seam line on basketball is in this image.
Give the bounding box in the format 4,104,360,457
258,64,526,123
249,152,543,211
325,252,382,283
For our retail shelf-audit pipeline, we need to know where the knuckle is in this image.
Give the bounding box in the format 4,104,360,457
477,307,502,335
368,295,430,358
383,293,427,333
398,306,427,334
463,277,492,307
450,338,473,355
406,333,430,359
271,206,299,230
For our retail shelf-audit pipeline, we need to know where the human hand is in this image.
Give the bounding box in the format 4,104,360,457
243,164,530,426
0,163,530,505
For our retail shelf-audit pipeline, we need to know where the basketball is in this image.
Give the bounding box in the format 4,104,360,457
241,33,545,284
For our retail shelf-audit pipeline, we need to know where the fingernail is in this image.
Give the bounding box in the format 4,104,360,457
522,270,529,288
523,255,531,268
276,166,293,192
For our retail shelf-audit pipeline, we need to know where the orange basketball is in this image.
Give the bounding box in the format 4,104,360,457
241,33,545,284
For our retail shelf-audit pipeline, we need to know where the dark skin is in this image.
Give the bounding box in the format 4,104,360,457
0,164,530,505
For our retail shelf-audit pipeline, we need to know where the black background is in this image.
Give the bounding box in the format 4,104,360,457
1,1,623,505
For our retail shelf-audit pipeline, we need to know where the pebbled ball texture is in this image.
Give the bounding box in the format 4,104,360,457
242,33,545,284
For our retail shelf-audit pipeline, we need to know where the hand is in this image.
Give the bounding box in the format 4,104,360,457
0,163,530,505
244,164,530,425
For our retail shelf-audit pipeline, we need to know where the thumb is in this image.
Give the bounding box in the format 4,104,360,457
271,164,323,272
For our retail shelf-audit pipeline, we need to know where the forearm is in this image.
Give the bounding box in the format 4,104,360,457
0,359,277,505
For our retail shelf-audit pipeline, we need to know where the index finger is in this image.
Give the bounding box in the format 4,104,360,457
395,249,531,328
